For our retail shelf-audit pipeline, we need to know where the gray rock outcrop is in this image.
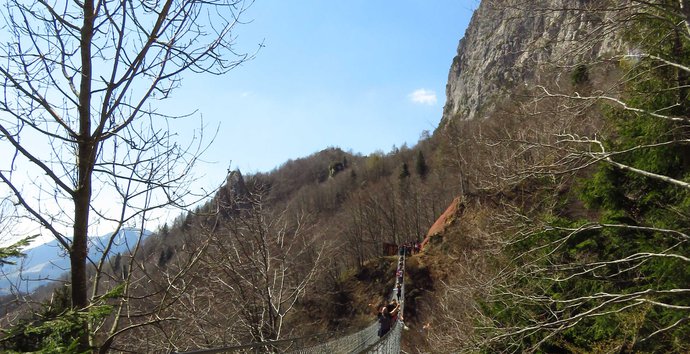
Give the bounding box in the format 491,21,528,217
440,0,624,126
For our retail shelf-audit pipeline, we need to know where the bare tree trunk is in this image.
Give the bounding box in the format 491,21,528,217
74,0,95,350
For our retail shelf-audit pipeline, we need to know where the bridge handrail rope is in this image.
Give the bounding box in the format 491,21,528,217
359,320,402,354
358,250,406,354
288,251,406,354
173,249,407,354
169,330,342,354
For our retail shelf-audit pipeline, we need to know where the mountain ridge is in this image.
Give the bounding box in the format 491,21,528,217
0,228,150,295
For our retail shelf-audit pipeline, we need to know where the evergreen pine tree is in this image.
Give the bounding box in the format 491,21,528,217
415,150,428,180
399,162,410,180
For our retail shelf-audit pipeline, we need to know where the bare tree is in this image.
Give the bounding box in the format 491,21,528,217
0,0,255,350
179,190,330,346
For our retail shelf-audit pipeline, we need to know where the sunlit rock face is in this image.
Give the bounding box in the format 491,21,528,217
440,0,624,126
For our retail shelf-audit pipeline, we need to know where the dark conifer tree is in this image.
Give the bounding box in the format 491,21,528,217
415,150,428,180
399,162,411,180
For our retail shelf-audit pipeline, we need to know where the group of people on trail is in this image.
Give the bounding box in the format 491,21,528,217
399,240,421,256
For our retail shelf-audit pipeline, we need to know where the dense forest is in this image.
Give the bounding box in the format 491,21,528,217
1,0,689,353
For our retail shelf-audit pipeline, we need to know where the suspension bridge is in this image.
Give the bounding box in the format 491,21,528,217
171,251,408,354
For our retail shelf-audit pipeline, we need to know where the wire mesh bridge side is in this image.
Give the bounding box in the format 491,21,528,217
173,252,407,354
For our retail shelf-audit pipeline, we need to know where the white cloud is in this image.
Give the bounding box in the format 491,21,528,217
408,89,437,105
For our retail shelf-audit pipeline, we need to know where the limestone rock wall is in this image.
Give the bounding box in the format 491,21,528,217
440,0,624,126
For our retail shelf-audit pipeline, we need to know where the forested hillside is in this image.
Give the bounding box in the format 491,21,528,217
418,0,690,353
1,0,689,353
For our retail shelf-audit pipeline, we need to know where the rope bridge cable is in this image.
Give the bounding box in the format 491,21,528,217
359,320,402,354
169,331,342,354
173,252,407,354
286,321,380,354
357,251,407,354
294,251,407,354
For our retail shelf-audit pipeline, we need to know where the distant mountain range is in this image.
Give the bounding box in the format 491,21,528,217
0,228,150,295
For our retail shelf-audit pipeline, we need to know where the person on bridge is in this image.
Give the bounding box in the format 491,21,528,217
388,300,401,322
378,306,393,338
378,301,400,337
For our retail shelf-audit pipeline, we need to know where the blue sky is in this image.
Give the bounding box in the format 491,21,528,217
1,1,479,247
172,0,478,186
1,1,478,248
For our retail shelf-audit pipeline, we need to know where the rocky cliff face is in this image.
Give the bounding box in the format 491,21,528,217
440,0,624,126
